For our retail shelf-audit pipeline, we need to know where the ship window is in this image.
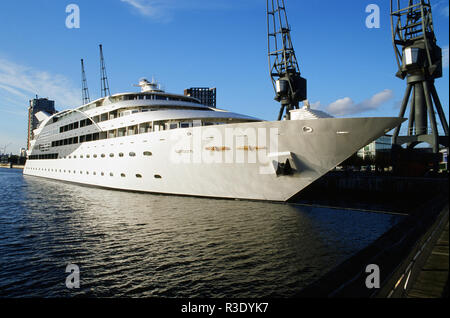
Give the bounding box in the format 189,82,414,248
169,123,178,130
86,171,89,175
86,154,90,158
93,133,99,141
93,154,97,158
118,128,126,137
139,122,152,134
101,154,105,158
110,172,113,176
80,135,86,143
73,137,78,144
93,172,96,175
119,153,124,157
109,110,118,120
60,127,64,133
73,155,77,159
101,172,104,176
80,155,83,158
128,125,137,135
108,130,117,139
129,152,136,157
80,119,86,127
136,174,142,178
69,123,74,130
154,174,162,179
143,151,152,156
74,122,79,129
85,134,92,142
109,153,114,157
100,113,108,122
121,173,125,177
93,116,100,123
180,122,190,128
86,120,93,126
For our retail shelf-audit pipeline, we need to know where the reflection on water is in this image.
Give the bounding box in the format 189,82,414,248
0,169,401,297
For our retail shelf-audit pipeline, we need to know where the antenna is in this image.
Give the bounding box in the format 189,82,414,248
267,0,307,120
99,44,110,97
81,59,90,104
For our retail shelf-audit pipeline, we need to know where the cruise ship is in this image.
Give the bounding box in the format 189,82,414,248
23,78,404,201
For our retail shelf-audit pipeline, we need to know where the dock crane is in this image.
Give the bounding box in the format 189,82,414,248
267,0,307,120
390,0,448,154
81,59,90,104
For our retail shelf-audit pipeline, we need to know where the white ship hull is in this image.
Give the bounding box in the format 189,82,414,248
23,117,403,201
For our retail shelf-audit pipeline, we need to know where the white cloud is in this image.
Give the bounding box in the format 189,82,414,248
324,89,394,116
0,57,80,111
120,0,231,22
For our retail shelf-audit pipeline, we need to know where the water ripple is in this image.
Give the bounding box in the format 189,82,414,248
0,169,402,297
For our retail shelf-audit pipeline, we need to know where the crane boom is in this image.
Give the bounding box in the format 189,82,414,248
267,0,307,120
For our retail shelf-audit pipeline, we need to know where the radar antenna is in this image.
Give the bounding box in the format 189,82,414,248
267,0,307,120
81,59,90,104
390,0,448,153
99,44,111,97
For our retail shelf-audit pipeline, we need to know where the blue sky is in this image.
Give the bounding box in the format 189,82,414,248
0,0,449,154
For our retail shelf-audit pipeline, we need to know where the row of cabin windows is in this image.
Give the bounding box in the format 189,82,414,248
29,151,151,161
58,102,208,134
74,94,200,112
28,153,58,160
59,119,93,133
26,166,161,179
51,120,226,148
64,151,152,159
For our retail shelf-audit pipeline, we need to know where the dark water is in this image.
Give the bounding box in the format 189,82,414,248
0,169,402,297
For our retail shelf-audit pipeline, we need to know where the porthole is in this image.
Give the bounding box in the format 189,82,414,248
93,172,96,175
93,154,97,158
109,153,114,157
101,154,105,158
302,126,313,133
119,153,124,157
121,173,126,177
154,174,162,179
110,172,113,176
73,155,77,159
136,174,142,178
101,172,104,176
129,152,136,157
143,151,152,156
80,155,83,158
86,155,90,158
